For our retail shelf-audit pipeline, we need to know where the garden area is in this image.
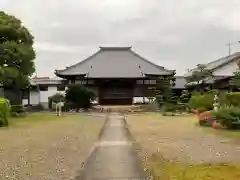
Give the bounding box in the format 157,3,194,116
126,68,240,180
127,113,240,180
0,112,105,179
189,91,240,131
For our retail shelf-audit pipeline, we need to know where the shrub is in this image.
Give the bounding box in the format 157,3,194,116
65,84,95,110
0,98,10,127
48,93,65,110
49,93,64,103
196,107,208,113
211,106,240,129
188,93,213,111
25,104,44,112
226,92,240,107
11,105,25,117
11,105,24,113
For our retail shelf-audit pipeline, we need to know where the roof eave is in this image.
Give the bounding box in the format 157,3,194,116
55,70,87,78
145,72,174,76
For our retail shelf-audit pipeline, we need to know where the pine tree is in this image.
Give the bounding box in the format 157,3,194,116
154,72,177,114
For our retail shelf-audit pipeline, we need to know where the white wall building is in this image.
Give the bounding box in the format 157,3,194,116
22,77,65,109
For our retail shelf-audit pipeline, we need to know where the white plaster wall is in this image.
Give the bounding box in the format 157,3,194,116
213,60,239,76
40,86,58,103
22,99,28,106
30,91,40,105
40,86,65,109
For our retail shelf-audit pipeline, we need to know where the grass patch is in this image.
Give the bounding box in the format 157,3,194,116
0,112,105,179
6,112,91,128
149,154,240,180
127,112,240,178
201,127,240,143
8,112,65,126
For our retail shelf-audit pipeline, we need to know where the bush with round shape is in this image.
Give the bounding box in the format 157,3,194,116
226,92,240,107
10,104,25,117
0,98,10,127
188,93,214,111
65,84,95,111
211,106,240,129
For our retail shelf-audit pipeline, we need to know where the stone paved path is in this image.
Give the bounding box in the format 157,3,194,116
76,113,145,180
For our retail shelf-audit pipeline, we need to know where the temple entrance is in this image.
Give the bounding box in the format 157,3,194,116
98,80,134,105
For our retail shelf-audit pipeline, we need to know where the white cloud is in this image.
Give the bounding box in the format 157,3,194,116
34,42,90,53
2,0,240,76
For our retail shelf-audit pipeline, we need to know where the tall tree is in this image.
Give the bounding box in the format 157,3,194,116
0,11,35,88
185,64,212,91
154,72,176,108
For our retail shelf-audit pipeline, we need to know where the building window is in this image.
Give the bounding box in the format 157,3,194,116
75,80,87,85
136,80,144,84
149,80,157,84
87,80,95,84
144,80,150,84
39,85,48,91
57,85,65,91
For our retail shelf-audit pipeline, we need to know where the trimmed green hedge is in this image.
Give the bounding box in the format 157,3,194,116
65,85,96,110
226,92,240,107
11,105,24,113
211,106,240,129
11,105,25,117
0,98,10,127
188,93,214,111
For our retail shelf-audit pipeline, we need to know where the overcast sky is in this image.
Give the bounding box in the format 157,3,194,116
1,0,240,77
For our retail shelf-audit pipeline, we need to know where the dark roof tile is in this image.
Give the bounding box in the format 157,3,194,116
56,47,174,78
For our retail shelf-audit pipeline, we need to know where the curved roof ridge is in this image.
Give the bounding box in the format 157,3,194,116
55,49,101,74
99,46,132,50
55,46,175,77
129,49,174,73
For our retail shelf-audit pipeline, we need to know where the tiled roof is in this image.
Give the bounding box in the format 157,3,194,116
185,52,240,77
32,76,63,85
186,75,231,86
56,47,174,78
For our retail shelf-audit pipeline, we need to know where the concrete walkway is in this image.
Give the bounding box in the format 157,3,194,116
76,113,145,180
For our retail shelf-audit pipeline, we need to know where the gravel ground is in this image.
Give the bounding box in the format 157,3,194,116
0,113,105,180
127,113,240,164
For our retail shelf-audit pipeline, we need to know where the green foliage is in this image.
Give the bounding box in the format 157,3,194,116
179,90,191,104
145,87,156,103
212,106,240,129
0,11,35,88
229,71,240,90
49,93,64,103
11,105,24,113
177,90,191,112
0,98,10,126
229,61,240,90
226,92,240,107
162,89,178,113
25,104,44,112
185,64,212,91
155,74,176,107
10,104,25,117
65,84,95,110
188,93,214,111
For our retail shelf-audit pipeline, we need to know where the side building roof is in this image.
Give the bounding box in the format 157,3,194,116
185,52,240,77
56,47,174,78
